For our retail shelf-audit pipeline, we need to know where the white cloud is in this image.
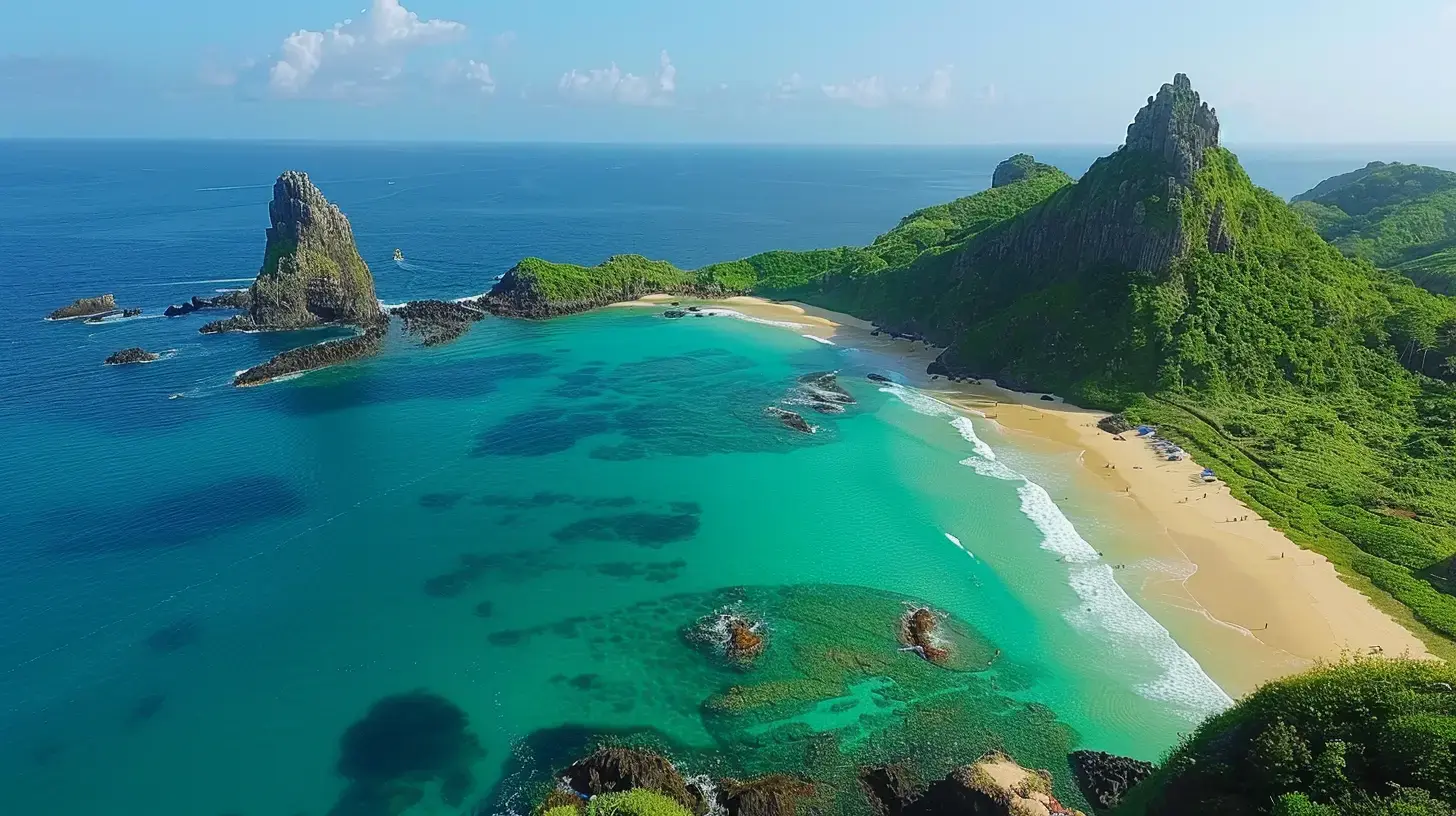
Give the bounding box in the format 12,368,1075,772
772,72,804,100
268,0,466,98
822,66,954,109
558,51,676,106
438,58,495,95
822,76,889,108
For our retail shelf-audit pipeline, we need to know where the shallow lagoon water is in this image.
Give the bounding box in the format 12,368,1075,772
7,140,1416,814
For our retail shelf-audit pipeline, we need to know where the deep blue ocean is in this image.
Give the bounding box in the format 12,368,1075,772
3,141,1454,816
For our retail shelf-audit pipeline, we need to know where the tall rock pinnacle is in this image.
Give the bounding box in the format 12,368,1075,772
1124,73,1220,185
249,171,382,329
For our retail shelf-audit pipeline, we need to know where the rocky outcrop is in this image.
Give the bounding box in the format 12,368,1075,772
560,747,707,815
766,407,814,434
388,300,485,346
725,617,765,665
1206,200,1234,254
48,294,118,320
992,154,1059,188
233,324,386,387
1124,73,1219,186
862,752,1086,816
718,775,815,816
1096,415,1132,435
1068,751,1152,812
165,291,251,317
867,373,894,384
249,171,381,329
104,348,160,365
899,607,949,664
199,314,258,334
795,371,856,414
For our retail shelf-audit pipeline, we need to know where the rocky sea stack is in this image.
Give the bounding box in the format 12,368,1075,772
165,291,251,317
249,171,382,330
218,171,389,385
104,347,160,365
47,294,120,320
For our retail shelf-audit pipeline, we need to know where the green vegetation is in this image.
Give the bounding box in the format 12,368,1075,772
585,790,692,816
1291,162,1456,295
510,255,697,304
1119,658,1456,815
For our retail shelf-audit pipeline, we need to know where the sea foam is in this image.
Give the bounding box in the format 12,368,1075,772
888,383,1232,718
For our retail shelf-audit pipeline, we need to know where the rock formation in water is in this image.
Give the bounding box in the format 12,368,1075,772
795,370,857,414
765,406,814,434
165,291,251,317
899,606,949,664
387,299,485,346
199,314,258,334
1068,750,1153,812
249,171,382,330
233,323,386,387
717,774,816,816
862,752,1087,816
560,747,708,815
47,294,121,320
104,347,160,365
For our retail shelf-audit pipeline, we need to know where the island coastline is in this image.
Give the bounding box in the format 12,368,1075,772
613,292,1436,693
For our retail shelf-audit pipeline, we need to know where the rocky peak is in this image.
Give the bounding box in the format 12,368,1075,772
991,154,1044,188
249,170,381,329
1124,73,1219,185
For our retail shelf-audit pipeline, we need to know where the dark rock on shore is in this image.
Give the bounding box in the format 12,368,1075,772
234,323,386,386
104,347,160,365
199,314,258,334
165,291,251,317
664,309,687,319
388,300,485,346
867,373,893,384
1040,394,1056,401
1096,415,1132,435
561,747,707,815
48,294,118,320
718,774,815,816
766,406,813,434
1068,750,1152,812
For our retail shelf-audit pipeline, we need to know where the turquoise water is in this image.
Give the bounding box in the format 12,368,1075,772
19,141,1429,814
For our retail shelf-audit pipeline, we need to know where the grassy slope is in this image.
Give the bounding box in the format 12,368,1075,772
1292,163,1456,296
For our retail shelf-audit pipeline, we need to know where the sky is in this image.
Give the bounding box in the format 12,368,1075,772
3,0,1455,143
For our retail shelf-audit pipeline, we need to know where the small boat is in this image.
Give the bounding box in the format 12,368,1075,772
393,248,404,262
1201,468,1217,483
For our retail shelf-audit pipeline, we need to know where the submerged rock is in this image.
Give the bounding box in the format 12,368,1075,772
561,747,706,815
48,294,127,321
690,610,767,668
794,370,856,414
867,373,894,384
104,347,160,365
389,299,485,346
330,690,484,816
234,324,386,386
1067,750,1153,812
765,406,814,434
664,309,688,319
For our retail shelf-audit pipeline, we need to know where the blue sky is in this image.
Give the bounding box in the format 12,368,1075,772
4,0,1455,143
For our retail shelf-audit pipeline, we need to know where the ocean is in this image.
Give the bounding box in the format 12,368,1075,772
2,141,1452,816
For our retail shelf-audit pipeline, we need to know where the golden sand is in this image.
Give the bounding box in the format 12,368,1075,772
609,294,1434,693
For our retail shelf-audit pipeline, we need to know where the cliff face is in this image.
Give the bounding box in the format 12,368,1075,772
959,73,1220,286
249,171,382,329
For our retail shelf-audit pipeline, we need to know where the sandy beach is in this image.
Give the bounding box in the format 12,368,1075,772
613,294,1435,694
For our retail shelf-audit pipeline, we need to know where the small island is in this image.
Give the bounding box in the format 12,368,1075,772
104,348,160,365
48,294,124,321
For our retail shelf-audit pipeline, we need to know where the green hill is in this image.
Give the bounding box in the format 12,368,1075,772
1120,658,1456,815
1291,161,1456,295
484,75,1456,653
